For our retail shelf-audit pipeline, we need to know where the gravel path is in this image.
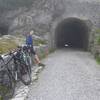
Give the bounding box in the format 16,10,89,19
27,49,100,100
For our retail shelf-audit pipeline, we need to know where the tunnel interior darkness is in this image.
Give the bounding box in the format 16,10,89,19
55,18,89,50
0,23,9,35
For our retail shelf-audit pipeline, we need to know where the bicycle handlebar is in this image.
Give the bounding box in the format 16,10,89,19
1,45,30,58
3,47,21,57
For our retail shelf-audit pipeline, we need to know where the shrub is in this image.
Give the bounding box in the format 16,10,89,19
96,36,100,45
96,55,100,64
0,96,3,100
0,38,17,54
49,48,56,53
95,29,100,33
95,29,100,45
34,39,47,46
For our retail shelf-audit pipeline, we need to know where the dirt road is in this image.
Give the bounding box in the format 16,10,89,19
27,49,100,100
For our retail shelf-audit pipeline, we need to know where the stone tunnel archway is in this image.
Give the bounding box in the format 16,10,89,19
55,18,90,50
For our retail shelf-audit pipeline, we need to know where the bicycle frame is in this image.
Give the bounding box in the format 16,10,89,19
0,51,23,81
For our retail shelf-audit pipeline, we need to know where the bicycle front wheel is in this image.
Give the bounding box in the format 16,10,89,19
18,61,32,85
0,70,15,100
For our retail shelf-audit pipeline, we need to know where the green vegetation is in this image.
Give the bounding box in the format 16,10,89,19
0,84,10,100
0,96,3,100
0,34,48,54
96,55,100,64
39,48,56,59
94,29,100,64
39,52,46,60
96,35,100,45
95,29,100,33
0,34,25,54
34,39,47,46
95,29,100,45
0,38,17,54
0,85,9,95
49,48,56,53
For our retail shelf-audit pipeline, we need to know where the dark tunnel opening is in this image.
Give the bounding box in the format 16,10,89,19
55,18,89,50
0,23,9,36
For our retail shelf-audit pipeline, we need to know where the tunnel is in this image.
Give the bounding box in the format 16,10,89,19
55,18,89,50
0,22,9,36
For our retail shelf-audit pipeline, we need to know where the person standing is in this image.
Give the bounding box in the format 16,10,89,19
26,30,45,67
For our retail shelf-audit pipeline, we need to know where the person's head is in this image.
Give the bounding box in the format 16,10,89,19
30,30,34,35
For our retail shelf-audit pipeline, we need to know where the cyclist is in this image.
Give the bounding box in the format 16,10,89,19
25,30,45,67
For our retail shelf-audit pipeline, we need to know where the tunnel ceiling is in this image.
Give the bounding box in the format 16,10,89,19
55,18,89,50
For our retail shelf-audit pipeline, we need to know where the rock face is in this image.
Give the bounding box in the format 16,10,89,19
0,0,100,52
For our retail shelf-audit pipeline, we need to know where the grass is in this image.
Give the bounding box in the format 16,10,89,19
0,84,10,100
0,35,26,54
94,28,100,64
0,96,3,100
96,55,100,64
34,39,47,46
95,29,100,45
49,48,56,53
0,38,17,54
0,34,48,54
39,48,55,59
96,36,100,45
0,85,9,94
39,53,46,60
95,29,100,33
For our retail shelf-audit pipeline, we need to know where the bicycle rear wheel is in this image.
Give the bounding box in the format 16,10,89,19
0,70,15,100
27,55,32,73
18,61,31,85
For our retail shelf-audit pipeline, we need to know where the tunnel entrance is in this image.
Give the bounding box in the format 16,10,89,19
55,18,89,50
0,22,9,36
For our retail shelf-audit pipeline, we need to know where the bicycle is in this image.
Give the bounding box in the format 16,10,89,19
0,55,15,100
8,48,32,85
0,47,32,95
17,46,32,84
22,45,33,69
